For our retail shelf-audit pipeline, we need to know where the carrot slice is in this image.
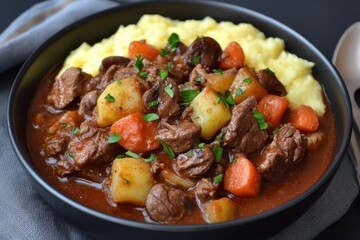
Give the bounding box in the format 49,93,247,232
219,41,245,70
258,94,289,127
110,112,161,153
224,155,261,197
128,40,160,61
290,105,319,133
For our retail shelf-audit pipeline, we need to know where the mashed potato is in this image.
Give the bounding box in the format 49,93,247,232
59,14,325,116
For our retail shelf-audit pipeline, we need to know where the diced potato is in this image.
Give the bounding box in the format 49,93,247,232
110,157,153,206
160,169,195,189
205,70,236,94
229,67,267,104
95,78,144,127
190,87,231,140
203,197,237,223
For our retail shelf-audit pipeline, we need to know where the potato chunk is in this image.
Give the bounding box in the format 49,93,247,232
190,87,231,140
95,78,144,127
110,157,153,206
203,197,237,223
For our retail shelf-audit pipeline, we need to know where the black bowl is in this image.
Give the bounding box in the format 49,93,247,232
7,1,352,239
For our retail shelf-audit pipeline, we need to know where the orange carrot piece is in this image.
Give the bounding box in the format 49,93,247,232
290,105,319,133
128,40,160,61
224,155,261,197
110,112,161,153
258,95,289,127
219,41,245,70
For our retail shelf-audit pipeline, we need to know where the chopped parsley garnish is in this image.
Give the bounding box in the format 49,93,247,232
125,150,140,159
143,113,160,122
160,49,170,57
159,69,168,80
213,173,223,184
194,77,203,83
252,110,268,130
216,97,221,104
236,88,244,96
273,127,279,136
134,55,144,71
139,71,148,79
168,33,180,52
69,152,75,158
164,83,174,98
159,139,175,159
116,153,126,159
215,132,223,142
197,143,205,148
212,69,224,74
108,132,121,144
243,77,252,84
191,55,201,65
217,92,235,109
70,127,80,135
212,146,223,163
147,100,159,108
104,93,115,103
264,67,275,75
180,89,200,106
187,151,194,157
225,94,236,105
144,153,156,163
167,62,173,70
115,79,121,84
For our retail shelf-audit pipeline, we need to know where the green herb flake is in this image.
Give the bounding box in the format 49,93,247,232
144,153,156,163
236,88,244,96
108,132,121,144
252,110,265,120
147,100,159,108
160,69,168,80
212,69,224,74
217,92,229,109
216,97,221,104
252,110,268,130
134,55,144,71
197,143,205,148
160,49,170,57
264,67,275,75
243,77,252,84
225,94,236,106
180,89,200,105
70,127,80,135
259,122,269,130
143,113,160,122
139,71,148,79
213,173,223,184
125,150,141,159
116,154,125,159
159,139,175,159
197,35,205,39
212,146,223,163
168,33,180,51
164,83,174,98
187,151,194,157
194,77,202,83
69,152,75,158
104,93,115,103
215,132,223,142
273,127,279,136
167,62,173,70
191,55,201,65
115,79,121,84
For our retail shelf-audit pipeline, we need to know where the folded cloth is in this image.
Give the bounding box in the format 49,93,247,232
0,1,358,240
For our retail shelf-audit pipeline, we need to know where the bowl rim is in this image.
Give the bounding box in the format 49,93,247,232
7,0,352,232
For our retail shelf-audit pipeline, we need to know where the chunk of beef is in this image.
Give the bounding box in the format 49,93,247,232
100,56,130,75
68,121,119,170
79,90,100,118
156,121,201,154
142,78,181,118
184,37,222,70
42,136,67,156
188,64,208,86
257,69,287,96
145,183,186,223
48,67,92,109
257,123,307,181
223,96,268,154
175,146,214,179
56,159,75,177
188,178,218,205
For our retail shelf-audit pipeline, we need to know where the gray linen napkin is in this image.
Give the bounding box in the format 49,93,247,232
0,1,359,239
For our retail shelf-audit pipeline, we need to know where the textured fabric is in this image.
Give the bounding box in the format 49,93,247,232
0,1,358,239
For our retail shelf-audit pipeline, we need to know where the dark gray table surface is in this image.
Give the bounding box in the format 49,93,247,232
2,0,360,239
